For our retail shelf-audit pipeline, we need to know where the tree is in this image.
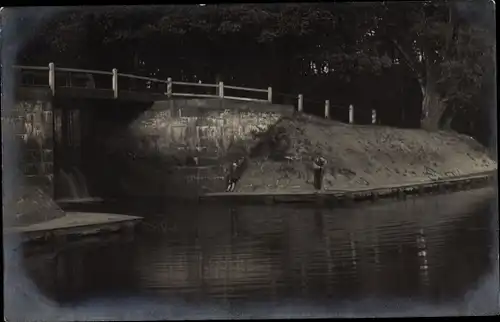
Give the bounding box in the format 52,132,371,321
13,3,495,134
373,0,495,130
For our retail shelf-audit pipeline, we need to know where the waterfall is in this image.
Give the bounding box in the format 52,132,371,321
72,167,90,197
58,169,80,199
57,168,91,200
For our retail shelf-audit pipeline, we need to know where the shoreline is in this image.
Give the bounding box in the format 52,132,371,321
200,170,497,205
4,172,495,244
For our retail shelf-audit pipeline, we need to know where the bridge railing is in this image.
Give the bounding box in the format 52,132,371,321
12,63,379,124
13,63,273,103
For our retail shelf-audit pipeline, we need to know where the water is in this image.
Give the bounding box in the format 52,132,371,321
4,188,499,320
57,168,91,200
72,167,91,198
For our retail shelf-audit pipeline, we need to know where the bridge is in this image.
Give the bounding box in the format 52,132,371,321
7,63,376,202
12,63,373,118
13,63,276,104
7,63,303,201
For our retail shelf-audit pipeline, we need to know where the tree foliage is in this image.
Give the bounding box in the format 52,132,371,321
8,2,496,136
371,0,495,129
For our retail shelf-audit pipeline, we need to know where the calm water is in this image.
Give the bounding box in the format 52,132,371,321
4,188,499,320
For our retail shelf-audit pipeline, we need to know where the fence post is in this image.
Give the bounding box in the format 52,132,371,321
349,104,354,124
48,62,55,96
167,77,173,98
372,109,377,124
219,81,224,98
325,100,330,119
268,87,272,103
298,94,303,112
112,68,118,99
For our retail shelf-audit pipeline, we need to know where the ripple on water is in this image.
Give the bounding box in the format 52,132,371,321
6,187,498,319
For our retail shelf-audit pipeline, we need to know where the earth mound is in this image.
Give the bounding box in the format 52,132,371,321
236,114,497,193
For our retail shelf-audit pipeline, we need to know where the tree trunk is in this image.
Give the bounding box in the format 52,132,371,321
420,46,447,131
420,85,447,131
440,111,454,131
440,103,456,131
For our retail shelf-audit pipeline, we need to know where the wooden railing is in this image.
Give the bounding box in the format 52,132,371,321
12,63,273,103
12,63,379,124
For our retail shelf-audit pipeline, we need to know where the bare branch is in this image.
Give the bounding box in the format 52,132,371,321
391,39,425,93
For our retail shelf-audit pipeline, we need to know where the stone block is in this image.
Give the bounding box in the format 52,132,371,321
41,162,54,175
24,149,41,163
42,136,54,149
42,149,54,162
23,163,39,176
11,117,26,134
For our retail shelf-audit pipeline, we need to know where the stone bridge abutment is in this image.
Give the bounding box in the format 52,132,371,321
9,90,294,200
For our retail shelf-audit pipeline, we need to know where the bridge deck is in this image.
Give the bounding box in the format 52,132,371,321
16,86,172,102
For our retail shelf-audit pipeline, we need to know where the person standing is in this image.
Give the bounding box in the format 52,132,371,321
226,160,238,192
226,157,247,192
313,156,327,190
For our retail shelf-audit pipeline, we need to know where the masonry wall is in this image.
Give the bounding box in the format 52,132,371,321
89,98,294,198
12,100,55,193
2,95,64,227
129,99,292,158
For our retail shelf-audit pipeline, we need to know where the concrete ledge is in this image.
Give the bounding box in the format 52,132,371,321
3,212,142,243
55,197,104,205
199,171,497,206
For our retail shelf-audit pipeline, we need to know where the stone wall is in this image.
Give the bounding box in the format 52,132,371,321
13,100,55,194
2,95,293,206
94,98,294,197
2,98,62,227
129,99,291,158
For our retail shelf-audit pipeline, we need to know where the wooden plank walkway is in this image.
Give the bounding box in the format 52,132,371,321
200,170,497,205
4,212,142,243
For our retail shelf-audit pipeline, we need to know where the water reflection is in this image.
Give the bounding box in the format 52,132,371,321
14,187,499,317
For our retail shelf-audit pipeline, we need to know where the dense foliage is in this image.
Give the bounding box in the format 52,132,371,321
2,2,496,144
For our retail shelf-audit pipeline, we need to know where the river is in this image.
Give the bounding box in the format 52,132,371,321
4,187,499,320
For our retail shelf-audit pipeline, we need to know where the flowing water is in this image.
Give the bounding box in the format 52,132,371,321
72,167,91,198
4,187,499,320
57,168,91,200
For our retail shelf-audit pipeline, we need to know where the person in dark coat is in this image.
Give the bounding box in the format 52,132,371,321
313,156,327,190
226,157,247,192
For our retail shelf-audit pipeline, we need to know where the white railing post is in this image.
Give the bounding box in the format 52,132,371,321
267,87,272,103
325,100,330,119
48,62,55,96
112,68,118,99
372,109,377,124
349,104,354,124
167,77,173,97
219,81,224,98
298,94,303,112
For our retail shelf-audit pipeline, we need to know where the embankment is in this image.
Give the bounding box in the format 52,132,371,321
236,114,497,193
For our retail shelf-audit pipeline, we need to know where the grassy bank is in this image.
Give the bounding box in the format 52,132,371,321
236,114,497,193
